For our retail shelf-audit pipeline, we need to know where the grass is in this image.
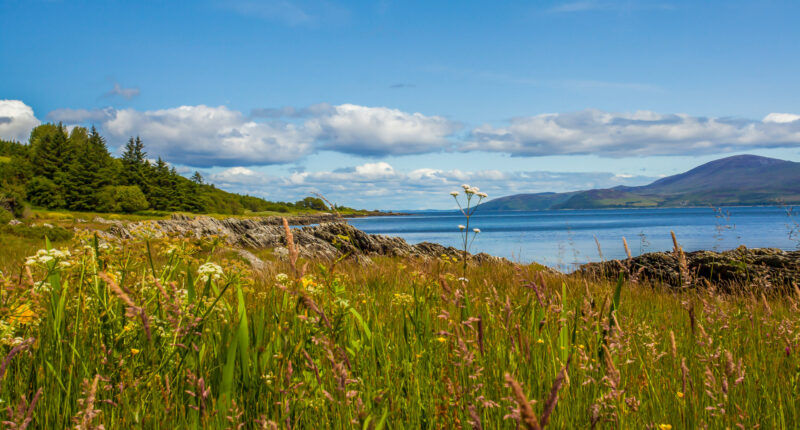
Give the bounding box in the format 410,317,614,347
0,228,798,428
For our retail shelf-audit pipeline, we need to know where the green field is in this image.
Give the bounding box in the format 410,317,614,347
0,224,798,429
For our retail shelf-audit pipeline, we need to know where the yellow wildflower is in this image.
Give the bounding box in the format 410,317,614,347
659,425,672,430
676,391,684,399
536,338,545,344
9,304,36,326
131,348,140,355
436,337,447,343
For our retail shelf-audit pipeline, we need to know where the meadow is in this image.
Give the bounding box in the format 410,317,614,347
0,216,798,429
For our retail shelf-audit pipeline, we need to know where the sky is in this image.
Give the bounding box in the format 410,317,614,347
2,0,800,209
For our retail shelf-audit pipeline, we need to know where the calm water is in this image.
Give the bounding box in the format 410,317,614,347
349,207,800,271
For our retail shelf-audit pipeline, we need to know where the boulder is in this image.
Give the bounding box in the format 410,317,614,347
579,245,800,292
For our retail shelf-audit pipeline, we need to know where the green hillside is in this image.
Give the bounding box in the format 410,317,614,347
480,155,800,210
0,124,338,217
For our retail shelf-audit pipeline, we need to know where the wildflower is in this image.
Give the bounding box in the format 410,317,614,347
461,184,470,190
275,273,290,283
658,425,672,430
391,293,414,307
458,225,466,230
197,262,224,281
477,191,488,198
536,338,545,344
436,337,447,343
130,348,140,355
450,191,459,196
9,304,36,326
473,228,480,233
676,391,684,399
465,187,476,195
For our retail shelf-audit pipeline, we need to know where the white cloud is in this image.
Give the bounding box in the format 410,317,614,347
467,109,800,157
763,113,800,124
0,100,40,142
103,105,315,166
51,103,459,166
208,161,656,209
309,104,460,156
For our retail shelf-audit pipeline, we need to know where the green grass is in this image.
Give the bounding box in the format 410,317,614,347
0,156,10,163
0,232,798,428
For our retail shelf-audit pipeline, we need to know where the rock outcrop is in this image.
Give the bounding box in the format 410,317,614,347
579,246,800,291
105,214,506,265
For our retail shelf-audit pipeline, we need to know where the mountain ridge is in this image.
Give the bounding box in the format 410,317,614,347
480,154,800,211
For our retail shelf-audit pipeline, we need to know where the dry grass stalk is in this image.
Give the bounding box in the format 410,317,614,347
99,272,151,341
504,373,542,430
540,354,572,427
282,217,299,278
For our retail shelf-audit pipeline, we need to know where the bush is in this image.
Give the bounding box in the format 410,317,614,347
1,224,74,241
0,207,13,224
96,185,150,213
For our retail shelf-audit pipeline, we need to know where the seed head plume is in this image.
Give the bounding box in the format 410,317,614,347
540,354,572,427
504,373,542,430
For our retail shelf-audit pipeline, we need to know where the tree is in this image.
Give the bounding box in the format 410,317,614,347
96,185,149,213
191,171,204,184
296,196,328,211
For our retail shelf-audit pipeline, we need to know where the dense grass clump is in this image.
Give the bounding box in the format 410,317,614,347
0,230,798,428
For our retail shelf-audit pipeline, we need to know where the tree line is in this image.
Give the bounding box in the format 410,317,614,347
0,124,329,216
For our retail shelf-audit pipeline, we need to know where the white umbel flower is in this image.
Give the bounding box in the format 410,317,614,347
198,262,224,281
473,228,480,233
450,191,459,196
458,225,466,230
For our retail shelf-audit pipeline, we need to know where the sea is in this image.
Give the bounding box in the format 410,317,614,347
348,206,800,272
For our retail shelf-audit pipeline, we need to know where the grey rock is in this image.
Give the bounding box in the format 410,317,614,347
105,215,509,265
579,245,800,292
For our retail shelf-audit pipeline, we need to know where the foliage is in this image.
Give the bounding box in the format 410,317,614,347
0,127,321,216
0,231,797,428
0,207,12,224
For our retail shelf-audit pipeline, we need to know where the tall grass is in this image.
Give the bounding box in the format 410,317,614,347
0,228,798,428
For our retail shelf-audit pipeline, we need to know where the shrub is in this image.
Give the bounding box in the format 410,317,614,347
1,224,73,241
96,185,150,213
0,207,13,224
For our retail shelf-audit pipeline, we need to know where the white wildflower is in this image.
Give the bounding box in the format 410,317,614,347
450,191,459,197
461,184,470,190
477,192,488,198
458,225,466,230
275,273,290,283
198,262,224,281
473,228,481,233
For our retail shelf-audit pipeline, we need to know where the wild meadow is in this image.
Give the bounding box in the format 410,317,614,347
0,189,798,428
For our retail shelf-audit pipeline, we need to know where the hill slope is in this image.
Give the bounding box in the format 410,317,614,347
481,155,800,210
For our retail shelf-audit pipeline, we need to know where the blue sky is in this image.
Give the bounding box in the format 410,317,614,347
2,0,800,209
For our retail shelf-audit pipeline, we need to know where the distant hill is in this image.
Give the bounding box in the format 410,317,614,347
480,155,800,211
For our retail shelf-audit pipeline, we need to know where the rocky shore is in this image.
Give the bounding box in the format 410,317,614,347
579,246,800,291
104,214,506,266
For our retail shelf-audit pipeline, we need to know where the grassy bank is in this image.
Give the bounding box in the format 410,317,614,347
0,230,798,428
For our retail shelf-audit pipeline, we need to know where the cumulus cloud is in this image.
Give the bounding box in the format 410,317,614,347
466,109,800,157
308,104,460,156
0,100,40,142
104,83,140,100
103,105,314,167
209,161,655,209
51,103,459,166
